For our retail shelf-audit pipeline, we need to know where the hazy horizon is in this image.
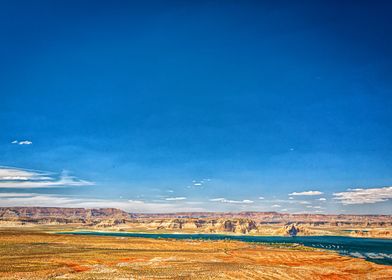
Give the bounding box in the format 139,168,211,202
1,1,391,214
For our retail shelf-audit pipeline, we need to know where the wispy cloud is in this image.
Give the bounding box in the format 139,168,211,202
289,191,323,196
209,198,254,204
192,179,211,187
187,179,209,189
0,167,93,188
318,198,327,201
0,192,36,197
271,204,281,208
165,197,187,201
0,167,51,181
306,205,323,209
333,186,392,204
297,201,311,205
11,140,32,145
209,198,225,202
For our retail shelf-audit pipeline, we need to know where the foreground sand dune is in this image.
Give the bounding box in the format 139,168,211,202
0,228,391,279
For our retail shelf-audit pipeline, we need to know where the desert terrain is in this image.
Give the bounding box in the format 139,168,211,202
0,208,392,279
1,207,391,238
0,227,391,280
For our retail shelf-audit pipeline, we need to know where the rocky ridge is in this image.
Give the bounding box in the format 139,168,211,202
0,207,391,237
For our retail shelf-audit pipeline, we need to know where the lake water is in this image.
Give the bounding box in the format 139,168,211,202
61,231,392,266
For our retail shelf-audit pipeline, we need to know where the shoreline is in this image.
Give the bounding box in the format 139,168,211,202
57,229,392,266
49,226,392,240
55,228,392,240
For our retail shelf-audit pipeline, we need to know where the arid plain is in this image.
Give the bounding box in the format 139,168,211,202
0,227,391,280
1,207,392,279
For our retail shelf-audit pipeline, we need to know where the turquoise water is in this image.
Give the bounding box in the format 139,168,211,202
60,231,392,266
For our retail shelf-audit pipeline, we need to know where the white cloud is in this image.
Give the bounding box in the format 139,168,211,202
298,201,311,205
165,197,187,201
0,167,51,181
289,191,323,196
0,192,36,197
0,167,93,188
333,186,392,205
127,200,144,203
318,198,327,201
271,204,281,208
306,205,323,209
258,196,264,200
209,198,225,202
209,198,254,204
187,180,206,189
11,140,32,145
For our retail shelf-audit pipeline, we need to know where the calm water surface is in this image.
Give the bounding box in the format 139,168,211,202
60,231,392,266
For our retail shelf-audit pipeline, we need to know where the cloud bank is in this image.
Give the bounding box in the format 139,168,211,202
333,186,392,204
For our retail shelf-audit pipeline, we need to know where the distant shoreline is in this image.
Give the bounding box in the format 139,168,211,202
57,230,392,266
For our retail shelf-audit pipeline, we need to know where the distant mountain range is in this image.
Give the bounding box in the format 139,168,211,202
1,207,391,226
0,207,129,222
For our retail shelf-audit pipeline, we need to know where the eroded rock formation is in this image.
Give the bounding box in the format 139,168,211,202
0,207,391,238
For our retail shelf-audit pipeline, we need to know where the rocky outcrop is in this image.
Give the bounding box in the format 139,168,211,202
287,224,300,236
349,229,392,239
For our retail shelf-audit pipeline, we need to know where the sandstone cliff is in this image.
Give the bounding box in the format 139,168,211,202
0,207,391,238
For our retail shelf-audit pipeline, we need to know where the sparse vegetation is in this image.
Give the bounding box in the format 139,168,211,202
0,227,391,279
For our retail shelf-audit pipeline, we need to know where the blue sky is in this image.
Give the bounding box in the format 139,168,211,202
0,1,391,213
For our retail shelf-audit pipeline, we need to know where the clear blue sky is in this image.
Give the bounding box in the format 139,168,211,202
0,1,391,213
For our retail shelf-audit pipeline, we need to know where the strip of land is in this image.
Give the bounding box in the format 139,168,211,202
0,227,391,279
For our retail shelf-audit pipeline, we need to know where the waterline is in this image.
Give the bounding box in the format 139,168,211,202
59,231,392,266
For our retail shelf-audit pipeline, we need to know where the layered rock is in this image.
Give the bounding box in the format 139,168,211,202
0,207,391,238
0,207,130,224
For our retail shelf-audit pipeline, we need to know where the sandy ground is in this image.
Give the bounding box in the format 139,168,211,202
0,228,391,279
